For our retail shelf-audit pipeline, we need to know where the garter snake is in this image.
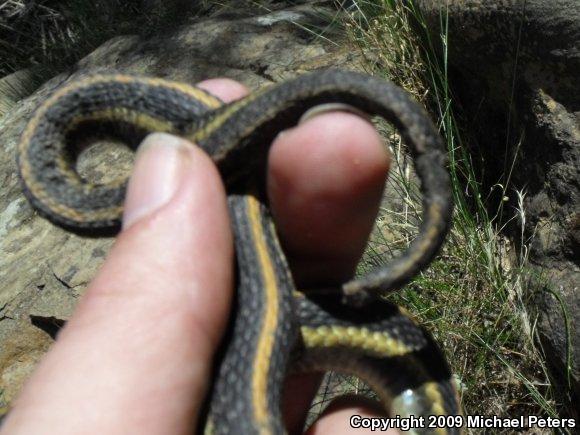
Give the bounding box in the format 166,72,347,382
9,69,459,434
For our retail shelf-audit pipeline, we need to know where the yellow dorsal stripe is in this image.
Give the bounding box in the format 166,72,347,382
247,196,279,433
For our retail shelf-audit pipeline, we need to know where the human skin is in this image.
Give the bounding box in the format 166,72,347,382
0,78,398,435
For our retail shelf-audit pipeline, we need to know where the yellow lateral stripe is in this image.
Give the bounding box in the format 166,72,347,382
423,381,447,416
187,87,270,147
64,107,176,135
301,325,413,358
21,108,175,222
56,107,177,188
188,96,254,144
49,74,222,109
247,196,279,433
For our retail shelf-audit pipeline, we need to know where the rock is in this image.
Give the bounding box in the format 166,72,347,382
0,1,358,410
0,320,52,404
0,69,39,119
412,0,579,397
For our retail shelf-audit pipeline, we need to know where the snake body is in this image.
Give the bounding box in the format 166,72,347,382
13,69,460,434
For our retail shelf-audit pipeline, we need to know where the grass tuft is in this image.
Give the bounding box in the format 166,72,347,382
0,1,145,77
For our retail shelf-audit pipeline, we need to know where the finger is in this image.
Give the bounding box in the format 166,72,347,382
268,111,390,286
283,373,323,434
270,110,390,430
2,80,251,434
196,78,249,102
306,395,398,435
199,79,388,286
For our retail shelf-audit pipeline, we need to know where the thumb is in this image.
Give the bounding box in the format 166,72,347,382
2,133,233,435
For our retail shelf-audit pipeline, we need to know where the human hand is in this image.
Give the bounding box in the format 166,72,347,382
1,78,396,434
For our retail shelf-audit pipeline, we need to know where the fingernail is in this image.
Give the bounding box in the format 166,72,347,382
122,133,192,230
298,103,370,125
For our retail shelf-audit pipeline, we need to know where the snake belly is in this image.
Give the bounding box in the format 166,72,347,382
14,69,461,434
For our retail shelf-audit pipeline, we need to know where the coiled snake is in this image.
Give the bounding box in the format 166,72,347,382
9,69,460,434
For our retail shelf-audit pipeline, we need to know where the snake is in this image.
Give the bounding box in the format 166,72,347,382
7,69,460,434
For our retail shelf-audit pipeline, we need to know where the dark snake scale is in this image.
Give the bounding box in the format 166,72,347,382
7,69,460,434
